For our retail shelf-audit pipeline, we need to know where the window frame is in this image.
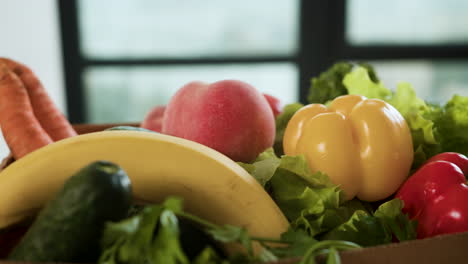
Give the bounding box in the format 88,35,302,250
58,0,468,123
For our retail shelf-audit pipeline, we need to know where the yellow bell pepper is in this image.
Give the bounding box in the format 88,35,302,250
283,94,414,202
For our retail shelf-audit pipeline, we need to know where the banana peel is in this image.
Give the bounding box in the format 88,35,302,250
0,131,289,255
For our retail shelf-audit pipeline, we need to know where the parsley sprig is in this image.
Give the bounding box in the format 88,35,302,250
99,197,361,264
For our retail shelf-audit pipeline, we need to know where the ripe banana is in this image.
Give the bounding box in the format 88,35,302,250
0,131,289,243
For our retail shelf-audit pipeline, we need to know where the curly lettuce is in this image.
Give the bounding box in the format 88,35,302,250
308,62,380,104
240,149,417,246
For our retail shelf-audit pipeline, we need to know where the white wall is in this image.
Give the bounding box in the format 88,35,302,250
0,0,65,160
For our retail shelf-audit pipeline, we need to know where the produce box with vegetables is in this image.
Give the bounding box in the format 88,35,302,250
0,57,468,264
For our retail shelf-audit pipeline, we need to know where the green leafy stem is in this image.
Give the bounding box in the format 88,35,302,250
176,207,361,264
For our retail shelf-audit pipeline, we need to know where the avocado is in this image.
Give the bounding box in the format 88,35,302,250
8,161,132,263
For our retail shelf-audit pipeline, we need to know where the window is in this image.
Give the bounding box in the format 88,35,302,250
84,64,297,123
59,0,468,123
347,0,468,45
346,0,468,104
59,0,300,123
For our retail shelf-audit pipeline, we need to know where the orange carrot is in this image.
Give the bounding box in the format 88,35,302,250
0,63,53,159
0,58,77,141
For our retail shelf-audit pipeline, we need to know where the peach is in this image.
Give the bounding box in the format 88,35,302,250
263,93,283,117
162,80,275,162
141,105,166,132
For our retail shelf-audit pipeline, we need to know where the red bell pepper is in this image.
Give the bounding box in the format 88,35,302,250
396,152,468,239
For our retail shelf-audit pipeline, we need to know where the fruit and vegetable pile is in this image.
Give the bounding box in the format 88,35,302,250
0,57,467,264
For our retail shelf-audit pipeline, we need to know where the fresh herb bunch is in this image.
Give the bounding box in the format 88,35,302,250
99,197,361,264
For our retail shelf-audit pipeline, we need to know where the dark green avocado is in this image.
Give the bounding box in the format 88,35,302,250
8,160,132,263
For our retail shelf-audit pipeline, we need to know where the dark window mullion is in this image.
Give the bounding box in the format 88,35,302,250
59,0,86,124
298,0,346,104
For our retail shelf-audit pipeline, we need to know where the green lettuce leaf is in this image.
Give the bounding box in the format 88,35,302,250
270,159,341,237
240,149,375,242
273,103,304,156
319,199,417,247
320,210,389,247
237,148,281,187
243,147,417,249
343,66,392,100
388,82,428,118
267,154,359,237
391,82,439,168
432,95,468,156
271,168,342,233
307,61,380,104
278,155,335,188
373,199,417,242
308,62,354,104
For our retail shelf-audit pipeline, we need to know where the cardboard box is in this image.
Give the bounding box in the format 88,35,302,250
1,123,467,264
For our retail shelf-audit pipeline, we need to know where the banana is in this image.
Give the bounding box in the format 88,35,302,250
0,131,289,243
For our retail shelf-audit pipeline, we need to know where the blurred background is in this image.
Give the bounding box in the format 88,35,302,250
1,0,468,158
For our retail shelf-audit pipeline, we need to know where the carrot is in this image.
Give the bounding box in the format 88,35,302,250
0,62,53,159
0,58,77,141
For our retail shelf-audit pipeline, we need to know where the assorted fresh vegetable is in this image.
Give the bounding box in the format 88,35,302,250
238,149,417,248
282,94,414,201
0,58,467,264
268,60,467,246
